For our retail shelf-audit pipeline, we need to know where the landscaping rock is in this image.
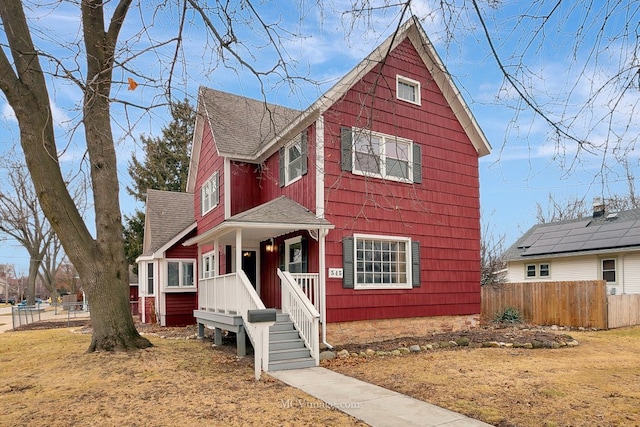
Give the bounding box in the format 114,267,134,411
319,350,336,361
409,345,421,352
365,348,376,357
337,349,350,358
398,347,410,354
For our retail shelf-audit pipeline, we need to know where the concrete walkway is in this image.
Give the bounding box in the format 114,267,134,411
270,367,491,427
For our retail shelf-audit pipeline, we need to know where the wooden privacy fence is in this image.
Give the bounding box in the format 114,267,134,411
481,280,612,329
608,294,640,329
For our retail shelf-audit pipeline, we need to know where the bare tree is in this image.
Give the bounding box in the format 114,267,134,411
0,158,57,305
480,213,506,286
535,194,589,224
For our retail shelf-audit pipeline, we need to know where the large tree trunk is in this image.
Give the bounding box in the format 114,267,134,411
0,0,150,351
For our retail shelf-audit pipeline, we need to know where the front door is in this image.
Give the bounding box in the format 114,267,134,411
242,250,257,289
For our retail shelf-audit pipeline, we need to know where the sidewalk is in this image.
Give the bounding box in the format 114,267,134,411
270,367,491,427
0,304,90,334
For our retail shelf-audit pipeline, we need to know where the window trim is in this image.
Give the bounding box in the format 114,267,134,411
352,233,412,290
351,128,413,183
146,262,154,295
396,75,421,106
284,236,304,273
202,251,216,279
284,138,304,186
165,259,196,289
601,258,617,284
525,262,551,279
201,171,219,216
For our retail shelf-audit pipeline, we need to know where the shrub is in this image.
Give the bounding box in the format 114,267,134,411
494,306,524,324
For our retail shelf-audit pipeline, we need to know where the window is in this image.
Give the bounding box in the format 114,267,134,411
279,131,308,187
602,259,616,283
352,129,412,182
202,252,216,279
284,236,306,273
167,260,195,287
201,172,219,215
396,75,421,105
340,127,422,184
525,263,550,279
146,262,154,295
346,235,415,290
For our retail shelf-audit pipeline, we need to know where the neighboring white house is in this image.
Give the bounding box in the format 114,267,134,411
504,203,640,296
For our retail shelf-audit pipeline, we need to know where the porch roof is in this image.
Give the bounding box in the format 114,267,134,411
184,196,334,247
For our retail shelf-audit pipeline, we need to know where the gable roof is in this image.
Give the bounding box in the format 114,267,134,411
505,208,640,261
141,189,196,257
183,196,333,247
187,15,491,192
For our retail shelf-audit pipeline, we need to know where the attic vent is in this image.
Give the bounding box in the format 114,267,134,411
606,213,618,220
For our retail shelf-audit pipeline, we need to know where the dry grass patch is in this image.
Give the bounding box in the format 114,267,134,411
325,326,640,426
0,328,364,427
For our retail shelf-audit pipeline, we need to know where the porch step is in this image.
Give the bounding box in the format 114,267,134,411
269,357,316,371
268,313,316,372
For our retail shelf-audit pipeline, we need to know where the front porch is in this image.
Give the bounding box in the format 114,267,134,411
194,269,320,379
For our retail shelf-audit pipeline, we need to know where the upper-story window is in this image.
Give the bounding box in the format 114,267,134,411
279,131,308,187
352,129,413,182
201,171,219,216
341,127,422,184
396,75,421,105
526,263,550,279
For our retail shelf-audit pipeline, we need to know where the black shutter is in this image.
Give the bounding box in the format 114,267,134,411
301,131,308,176
278,147,285,187
340,127,353,172
411,241,421,288
342,237,354,289
413,144,422,184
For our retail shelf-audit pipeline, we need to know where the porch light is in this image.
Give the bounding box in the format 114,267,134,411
265,238,275,253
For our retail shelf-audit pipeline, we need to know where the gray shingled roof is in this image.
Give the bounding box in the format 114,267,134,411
229,196,331,227
142,189,195,256
505,208,640,261
200,87,301,158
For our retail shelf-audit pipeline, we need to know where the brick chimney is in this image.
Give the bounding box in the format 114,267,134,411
593,197,605,218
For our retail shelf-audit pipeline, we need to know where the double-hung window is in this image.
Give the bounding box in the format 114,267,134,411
201,172,219,215
167,260,195,288
279,131,308,187
601,259,616,283
146,262,154,295
353,129,412,182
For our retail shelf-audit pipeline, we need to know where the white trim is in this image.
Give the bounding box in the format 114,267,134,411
224,158,231,219
316,117,325,218
600,257,617,284
351,127,413,183
396,75,421,105
163,258,197,289
201,171,219,216
353,233,412,290
284,236,303,272
283,135,304,186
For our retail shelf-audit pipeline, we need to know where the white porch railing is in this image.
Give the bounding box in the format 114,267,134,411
278,269,320,366
198,272,274,380
290,273,320,316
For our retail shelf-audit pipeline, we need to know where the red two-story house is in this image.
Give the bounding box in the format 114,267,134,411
138,16,491,375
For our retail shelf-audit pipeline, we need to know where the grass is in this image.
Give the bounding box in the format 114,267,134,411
0,329,364,427
326,326,640,426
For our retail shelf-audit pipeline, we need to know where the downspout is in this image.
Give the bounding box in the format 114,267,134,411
318,228,333,349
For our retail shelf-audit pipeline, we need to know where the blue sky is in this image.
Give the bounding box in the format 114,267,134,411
0,0,638,274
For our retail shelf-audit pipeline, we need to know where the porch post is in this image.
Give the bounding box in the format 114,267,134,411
235,229,242,273
319,228,330,347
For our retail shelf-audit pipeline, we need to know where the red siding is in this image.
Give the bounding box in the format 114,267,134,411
165,293,197,326
195,123,226,233
323,38,482,323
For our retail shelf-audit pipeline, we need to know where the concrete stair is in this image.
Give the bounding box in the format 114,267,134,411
268,313,316,371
